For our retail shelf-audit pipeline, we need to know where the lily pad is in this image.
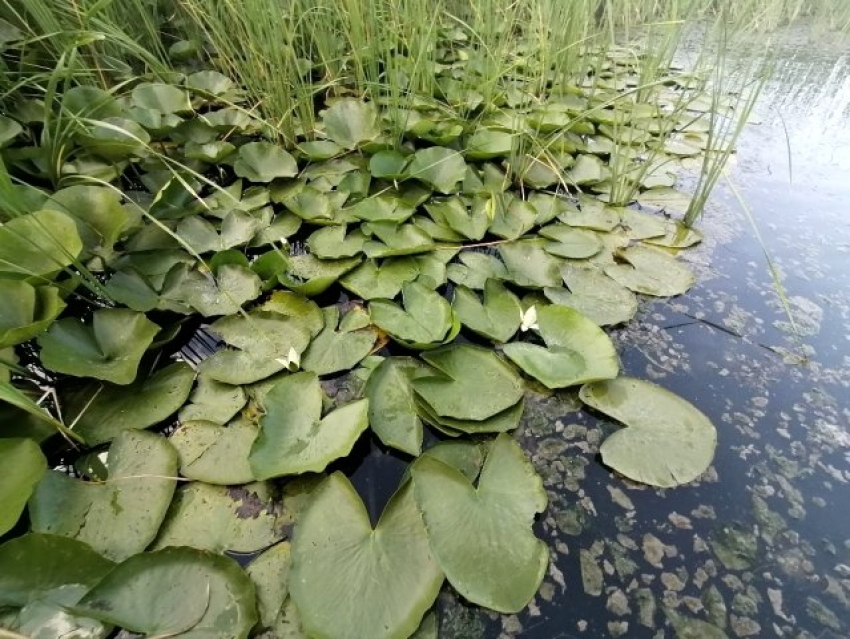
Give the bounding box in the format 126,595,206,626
162,263,262,316
539,224,602,259
366,357,431,456
77,546,257,639
302,306,378,376
340,258,419,300
306,224,367,259
408,146,467,194
370,281,457,348
44,185,129,257
544,264,638,326
170,417,258,484
37,309,160,385
604,245,695,297
178,373,247,424
412,344,524,421
487,197,538,241
362,221,435,258
290,474,443,639
503,305,619,389
322,100,380,149
499,239,563,288
411,433,547,613
234,142,298,182
424,196,489,241
0,533,115,607
249,372,369,479
29,430,178,561
62,361,195,445
446,251,508,290
279,253,361,297
0,438,46,536
0,209,83,278
0,281,66,348
246,541,292,628
466,129,515,160
452,279,522,343
579,377,717,487
131,82,192,114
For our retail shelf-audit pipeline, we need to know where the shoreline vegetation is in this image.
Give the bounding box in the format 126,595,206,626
0,2,847,639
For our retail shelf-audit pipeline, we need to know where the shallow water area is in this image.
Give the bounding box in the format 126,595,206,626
438,24,850,639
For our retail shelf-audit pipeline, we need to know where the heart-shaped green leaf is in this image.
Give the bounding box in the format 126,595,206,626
499,239,563,288
452,279,521,343
486,196,538,241
604,245,695,296
362,221,435,258
424,197,489,241
0,533,115,608
466,129,515,159
446,251,508,290
290,474,443,639
153,482,284,553
539,224,602,259
131,82,192,114
366,357,431,456
38,309,160,385
412,344,524,421
411,433,547,613
408,146,467,194
370,281,457,348
249,372,369,479
77,547,257,639
62,361,195,445
279,253,362,297
0,438,46,536
161,263,262,316
176,211,263,254
306,224,367,259
302,306,378,376
44,185,129,257
178,373,247,424
0,281,66,348
502,305,619,389
29,430,178,561
544,264,637,326
0,209,83,278
340,258,420,300
246,541,292,628
322,100,380,149
234,142,298,182
170,417,257,485
579,377,717,487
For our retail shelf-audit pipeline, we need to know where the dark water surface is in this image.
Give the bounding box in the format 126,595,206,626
424,26,850,639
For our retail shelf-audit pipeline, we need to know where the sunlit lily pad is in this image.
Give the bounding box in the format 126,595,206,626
29,430,178,561
370,281,457,348
604,245,695,296
466,129,515,159
446,251,508,290
37,309,159,385
306,224,367,259
579,377,717,487
62,361,194,446
279,253,361,297
452,279,521,343
412,344,524,421
77,546,256,639
502,305,619,388
131,82,192,114
249,372,369,479
636,186,693,214
487,196,538,240
44,185,129,257
161,263,262,316
290,474,443,639
411,433,547,613
424,196,489,241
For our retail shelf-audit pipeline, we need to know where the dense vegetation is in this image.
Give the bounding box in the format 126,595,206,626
0,1,843,638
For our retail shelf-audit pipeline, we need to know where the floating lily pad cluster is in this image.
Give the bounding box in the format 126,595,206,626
0,34,720,639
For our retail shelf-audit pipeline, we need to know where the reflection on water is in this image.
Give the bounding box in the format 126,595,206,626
447,25,850,639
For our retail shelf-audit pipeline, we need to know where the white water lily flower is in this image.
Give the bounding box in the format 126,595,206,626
520,305,539,332
276,347,301,371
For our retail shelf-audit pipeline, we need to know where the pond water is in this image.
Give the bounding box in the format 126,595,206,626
423,25,850,639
